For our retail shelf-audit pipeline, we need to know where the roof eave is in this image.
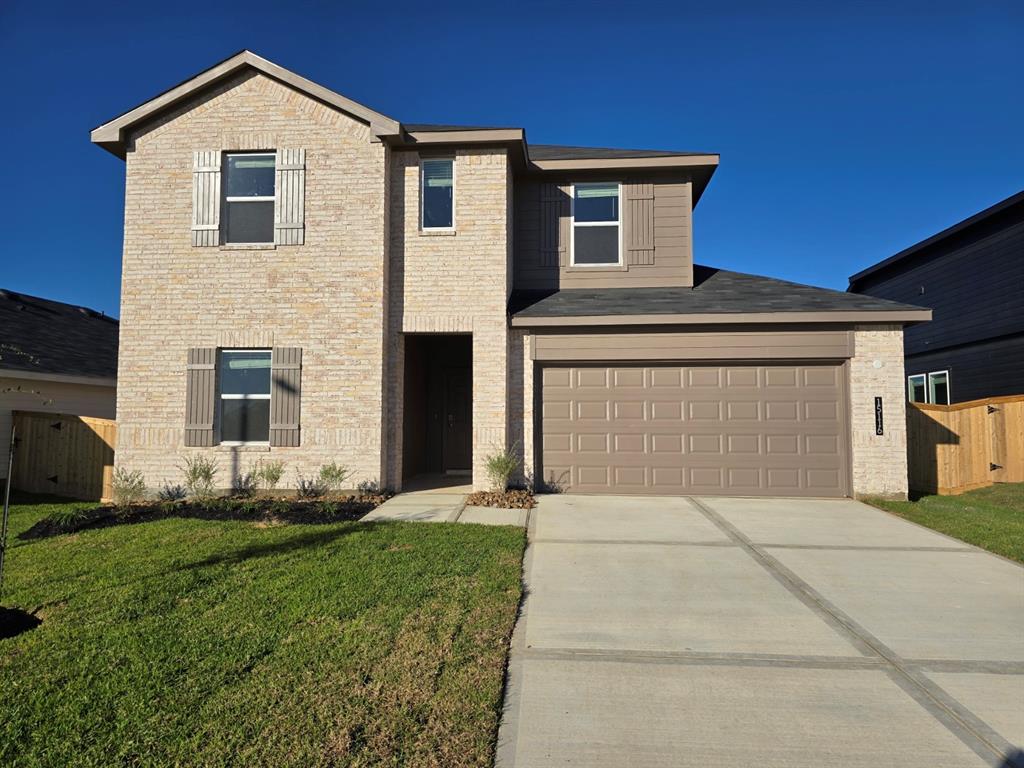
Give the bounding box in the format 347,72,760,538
90,50,401,158
528,154,719,172
510,308,932,328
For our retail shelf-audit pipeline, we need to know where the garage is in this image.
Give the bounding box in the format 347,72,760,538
539,362,850,497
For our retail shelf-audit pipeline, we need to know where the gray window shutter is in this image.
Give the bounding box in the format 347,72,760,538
184,348,217,446
274,149,306,246
540,182,568,267
191,151,221,246
270,347,302,447
623,182,655,265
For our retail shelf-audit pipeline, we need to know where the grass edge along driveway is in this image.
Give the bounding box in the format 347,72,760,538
0,496,526,768
866,482,1024,564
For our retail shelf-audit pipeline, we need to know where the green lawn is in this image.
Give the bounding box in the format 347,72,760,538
0,495,526,767
868,483,1024,564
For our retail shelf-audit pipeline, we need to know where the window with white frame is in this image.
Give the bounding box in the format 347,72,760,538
219,350,272,444
421,158,454,229
572,182,621,265
224,153,276,243
907,370,951,404
928,370,950,405
908,374,926,403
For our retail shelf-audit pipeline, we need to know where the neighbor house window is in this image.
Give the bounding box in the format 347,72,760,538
421,158,454,229
224,152,275,243
219,350,272,444
907,371,951,404
908,374,926,403
572,182,621,265
928,370,950,405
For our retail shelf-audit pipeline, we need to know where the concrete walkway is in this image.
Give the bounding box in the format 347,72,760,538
496,495,1024,768
362,485,529,527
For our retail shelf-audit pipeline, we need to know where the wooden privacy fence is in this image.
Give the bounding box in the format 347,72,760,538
907,395,1024,495
10,411,117,502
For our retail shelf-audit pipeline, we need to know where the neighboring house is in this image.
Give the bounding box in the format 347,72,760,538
91,50,929,499
849,191,1024,405
0,289,118,475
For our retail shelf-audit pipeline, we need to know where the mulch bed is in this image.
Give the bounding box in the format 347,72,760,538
464,489,536,509
19,493,393,541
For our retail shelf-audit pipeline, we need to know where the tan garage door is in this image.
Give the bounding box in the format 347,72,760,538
539,363,849,497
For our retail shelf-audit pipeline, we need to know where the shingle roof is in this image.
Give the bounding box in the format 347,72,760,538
0,289,118,379
509,265,928,319
527,144,713,161
848,189,1024,289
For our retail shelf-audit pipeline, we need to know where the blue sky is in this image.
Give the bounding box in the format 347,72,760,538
2,0,1021,318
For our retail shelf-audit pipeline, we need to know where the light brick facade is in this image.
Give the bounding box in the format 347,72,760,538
384,149,511,490
849,324,910,499
109,65,913,498
117,72,389,488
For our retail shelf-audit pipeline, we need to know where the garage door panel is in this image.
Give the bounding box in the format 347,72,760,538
539,363,848,497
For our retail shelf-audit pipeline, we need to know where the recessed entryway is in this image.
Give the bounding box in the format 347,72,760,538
402,334,472,485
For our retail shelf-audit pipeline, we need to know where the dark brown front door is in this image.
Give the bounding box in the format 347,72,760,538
443,367,471,472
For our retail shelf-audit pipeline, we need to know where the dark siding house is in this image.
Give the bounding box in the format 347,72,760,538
848,190,1024,404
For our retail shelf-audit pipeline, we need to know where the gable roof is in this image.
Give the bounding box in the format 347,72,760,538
92,52,720,184
848,189,1024,289
0,289,119,382
91,50,402,157
509,265,931,327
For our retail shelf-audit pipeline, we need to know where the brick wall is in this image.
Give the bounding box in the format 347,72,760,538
385,149,511,490
117,71,389,489
849,324,909,499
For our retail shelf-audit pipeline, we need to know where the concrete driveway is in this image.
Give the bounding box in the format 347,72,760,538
495,495,1024,768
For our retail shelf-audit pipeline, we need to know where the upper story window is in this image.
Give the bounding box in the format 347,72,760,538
224,153,275,244
219,349,272,444
421,158,454,230
571,182,621,265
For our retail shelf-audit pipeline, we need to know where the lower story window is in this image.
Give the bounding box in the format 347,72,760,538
908,370,950,405
220,349,271,443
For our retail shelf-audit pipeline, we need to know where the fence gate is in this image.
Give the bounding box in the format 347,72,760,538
10,411,117,501
907,395,1024,495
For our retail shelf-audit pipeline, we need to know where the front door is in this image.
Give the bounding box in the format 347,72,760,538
442,367,472,473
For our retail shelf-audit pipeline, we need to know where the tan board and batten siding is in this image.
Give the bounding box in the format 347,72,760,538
515,177,693,289
540,363,850,497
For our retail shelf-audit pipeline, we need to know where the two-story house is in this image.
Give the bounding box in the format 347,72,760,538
92,51,929,499
849,190,1024,405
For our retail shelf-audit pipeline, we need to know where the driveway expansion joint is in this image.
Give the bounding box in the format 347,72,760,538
686,496,1020,767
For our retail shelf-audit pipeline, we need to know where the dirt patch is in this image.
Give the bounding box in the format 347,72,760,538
464,489,535,509
19,493,393,541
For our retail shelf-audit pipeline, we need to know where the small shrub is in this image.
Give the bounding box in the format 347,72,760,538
202,496,233,514
231,471,258,498
254,459,285,490
180,455,218,500
296,474,326,500
236,498,261,516
315,500,339,516
111,467,147,507
46,506,89,527
356,479,380,496
484,447,521,492
156,483,187,502
268,499,291,517
318,462,351,492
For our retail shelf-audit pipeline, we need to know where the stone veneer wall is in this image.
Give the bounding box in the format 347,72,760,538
116,71,389,488
385,149,511,490
849,324,909,499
